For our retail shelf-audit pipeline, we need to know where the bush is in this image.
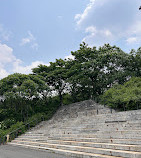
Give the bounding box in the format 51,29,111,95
24,113,44,127
0,121,24,143
0,118,16,130
101,77,141,110
63,94,74,105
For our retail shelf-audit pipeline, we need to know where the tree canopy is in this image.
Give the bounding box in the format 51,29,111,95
101,77,141,110
0,43,140,131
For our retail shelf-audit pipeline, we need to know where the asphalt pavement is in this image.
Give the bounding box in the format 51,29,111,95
0,145,72,158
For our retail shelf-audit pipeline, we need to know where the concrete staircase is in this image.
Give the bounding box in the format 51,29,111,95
9,100,141,158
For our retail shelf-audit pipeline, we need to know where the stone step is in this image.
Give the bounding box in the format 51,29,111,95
35,131,141,137
44,125,141,131
24,129,141,139
53,126,141,132
12,139,141,152
24,133,44,136
47,121,141,128
95,133,141,139
9,142,121,158
9,140,141,158
77,109,114,116
38,127,141,134
18,135,45,138
41,120,127,127
15,136,141,145
17,134,98,140
41,131,141,139
20,131,141,139
48,134,98,138
31,118,141,132
47,137,141,145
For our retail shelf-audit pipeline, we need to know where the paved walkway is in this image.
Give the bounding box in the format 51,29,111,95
0,145,72,158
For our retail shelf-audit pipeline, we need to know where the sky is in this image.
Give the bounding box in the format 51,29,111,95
0,0,141,79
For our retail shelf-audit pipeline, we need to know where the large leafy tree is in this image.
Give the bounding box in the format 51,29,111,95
0,73,49,121
68,43,129,100
0,73,48,99
33,59,68,106
98,44,130,85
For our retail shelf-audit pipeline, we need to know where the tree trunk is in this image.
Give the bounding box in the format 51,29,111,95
59,91,63,106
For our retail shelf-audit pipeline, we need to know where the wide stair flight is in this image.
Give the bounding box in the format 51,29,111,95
9,100,141,158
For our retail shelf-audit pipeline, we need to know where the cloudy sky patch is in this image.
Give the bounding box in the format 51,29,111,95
20,31,39,50
75,0,141,49
0,0,141,79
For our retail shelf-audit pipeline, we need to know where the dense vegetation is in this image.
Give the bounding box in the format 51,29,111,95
0,43,141,137
101,77,141,110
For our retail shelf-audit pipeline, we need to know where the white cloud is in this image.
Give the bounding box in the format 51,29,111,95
132,21,141,34
104,30,112,37
0,43,15,64
0,43,15,78
75,0,95,27
64,54,74,60
0,67,9,78
74,14,81,21
75,0,141,49
82,26,113,47
0,24,11,41
13,60,49,74
21,31,35,45
85,26,97,35
0,63,9,78
126,37,138,44
125,21,141,45
0,42,48,79
21,38,30,45
20,31,39,50
31,43,39,50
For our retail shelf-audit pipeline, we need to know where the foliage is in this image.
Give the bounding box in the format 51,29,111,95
33,59,68,106
0,118,16,130
62,93,74,105
101,77,141,110
24,113,45,127
0,109,9,122
0,73,50,122
0,43,141,139
0,121,24,138
68,43,130,101
32,43,141,104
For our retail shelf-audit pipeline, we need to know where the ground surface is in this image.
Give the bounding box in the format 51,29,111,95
0,145,72,158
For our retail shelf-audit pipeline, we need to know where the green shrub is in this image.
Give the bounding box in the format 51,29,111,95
0,121,24,143
7,122,25,141
63,94,73,105
0,118,16,130
24,113,44,127
101,77,141,110
7,121,24,133
0,129,6,137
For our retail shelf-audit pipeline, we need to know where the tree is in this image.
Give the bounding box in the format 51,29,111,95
33,59,68,106
0,73,49,121
0,73,29,120
126,48,141,77
68,43,129,101
101,77,141,110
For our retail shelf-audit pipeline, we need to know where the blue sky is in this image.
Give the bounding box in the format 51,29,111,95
0,0,141,78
